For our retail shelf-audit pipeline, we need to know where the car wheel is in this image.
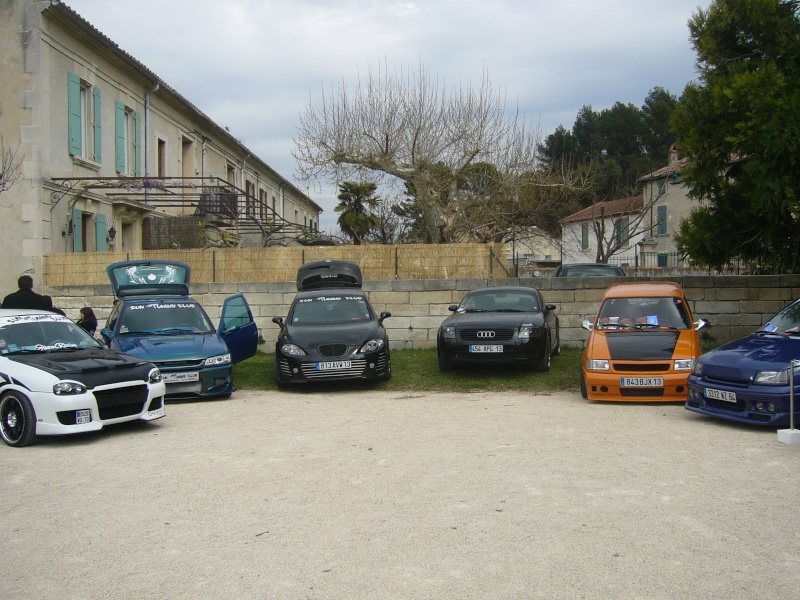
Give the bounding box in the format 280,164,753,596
580,372,588,399
0,391,38,447
533,335,551,372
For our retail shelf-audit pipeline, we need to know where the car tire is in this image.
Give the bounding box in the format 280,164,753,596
533,335,552,372
0,391,38,448
580,372,588,399
552,324,561,357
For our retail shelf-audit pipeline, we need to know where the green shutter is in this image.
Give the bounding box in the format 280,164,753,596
73,209,83,252
115,100,125,173
68,72,82,156
95,214,107,251
134,111,142,176
93,86,102,162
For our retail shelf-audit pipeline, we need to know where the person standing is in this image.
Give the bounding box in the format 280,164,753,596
76,307,98,336
1,275,55,311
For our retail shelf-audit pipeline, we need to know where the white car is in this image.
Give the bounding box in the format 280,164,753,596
0,309,166,447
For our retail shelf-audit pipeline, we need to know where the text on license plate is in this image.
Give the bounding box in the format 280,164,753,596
76,409,90,424
162,371,200,383
469,345,503,353
317,361,352,370
704,387,737,402
620,377,664,387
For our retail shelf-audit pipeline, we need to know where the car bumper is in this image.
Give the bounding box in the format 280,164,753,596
276,350,391,384
438,340,546,364
157,363,234,399
582,369,691,402
31,381,166,436
685,380,798,427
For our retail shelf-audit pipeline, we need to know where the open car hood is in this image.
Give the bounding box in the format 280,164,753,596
107,260,191,298
296,260,362,291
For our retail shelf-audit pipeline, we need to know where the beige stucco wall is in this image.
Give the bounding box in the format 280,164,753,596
44,275,800,353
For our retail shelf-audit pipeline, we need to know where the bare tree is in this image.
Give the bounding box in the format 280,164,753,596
0,136,22,203
294,60,584,243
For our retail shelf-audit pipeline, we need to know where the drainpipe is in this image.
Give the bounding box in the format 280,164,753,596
144,82,160,207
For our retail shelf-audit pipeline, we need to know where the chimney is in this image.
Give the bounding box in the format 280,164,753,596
668,144,679,164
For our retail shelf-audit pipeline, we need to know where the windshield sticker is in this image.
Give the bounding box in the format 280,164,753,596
762,322,777,332
0,314,70,326
128,303,196,310
35,342,79,351
124,264,181,284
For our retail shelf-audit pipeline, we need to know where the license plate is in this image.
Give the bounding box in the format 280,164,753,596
162,371,200,383
317,361,352,370
76,409,90,424
705,387,737,402
620,377,664,387
469,345,503,353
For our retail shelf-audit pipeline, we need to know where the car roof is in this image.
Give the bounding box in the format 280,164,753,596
465,286,540,295
601,281,685,298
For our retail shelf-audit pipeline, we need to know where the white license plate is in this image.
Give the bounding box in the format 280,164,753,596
470,345,503,353
162,371,200,383
620,377,664,387
705,387,737,402
76,409,90,424
317,361,352,370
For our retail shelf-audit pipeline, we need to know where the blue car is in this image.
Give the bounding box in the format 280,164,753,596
100,260,258,400
686,298,800,427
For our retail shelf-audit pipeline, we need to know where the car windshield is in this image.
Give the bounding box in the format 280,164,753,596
290,295,372,325
596,296,691,329
760,300,800,334
118,302,213,334
0,314,101,354
459,291,541,313
561,265,622,277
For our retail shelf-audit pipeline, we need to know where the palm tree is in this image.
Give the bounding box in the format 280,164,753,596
335,181,380,245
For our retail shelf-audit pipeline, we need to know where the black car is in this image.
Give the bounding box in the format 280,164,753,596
272,260,392,386
552,263,625,277
437,286,560,372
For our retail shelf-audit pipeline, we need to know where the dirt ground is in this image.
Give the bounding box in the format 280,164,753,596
1,388,798,600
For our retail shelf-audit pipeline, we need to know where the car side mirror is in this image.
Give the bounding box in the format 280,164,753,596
272,316,284,327
448,304,458,312
581,319,593,331
694,318,709,331
545,304,556,312
100,327,112,345
379,311,391,324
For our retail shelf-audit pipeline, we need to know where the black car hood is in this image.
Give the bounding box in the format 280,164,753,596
605,331,679,360
8,347,153,387
284,320,384,348
442,312,545,328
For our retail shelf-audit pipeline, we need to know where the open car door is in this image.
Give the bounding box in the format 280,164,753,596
219,294,258,364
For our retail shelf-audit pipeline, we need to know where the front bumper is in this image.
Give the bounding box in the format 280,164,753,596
438,339,546,365
275,349,391,384
582,368,691,402
157,363,234,400
685,379,797,427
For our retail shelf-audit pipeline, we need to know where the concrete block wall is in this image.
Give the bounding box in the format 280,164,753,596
44,275,800,352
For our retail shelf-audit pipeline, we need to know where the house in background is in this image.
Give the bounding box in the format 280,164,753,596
0,0,322,292
559,196,644,268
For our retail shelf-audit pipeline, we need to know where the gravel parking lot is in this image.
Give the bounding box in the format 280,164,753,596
1,388,798,599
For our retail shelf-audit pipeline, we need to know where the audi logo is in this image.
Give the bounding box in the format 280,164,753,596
476,331,496,338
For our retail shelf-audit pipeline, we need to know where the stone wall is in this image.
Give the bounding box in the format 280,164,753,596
44,275,800,351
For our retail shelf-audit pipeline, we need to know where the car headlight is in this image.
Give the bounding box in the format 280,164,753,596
587,359,610,371
204,353,231,366
441,325,456,340
754,369,788,385
280,344,306,357
53,381,87,395
518,325,533,340
148,368,162,384
360,339,385,353
674,359,695,371
693,361,704,375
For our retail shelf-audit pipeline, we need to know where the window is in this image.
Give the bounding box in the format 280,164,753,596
614,216,630,247
656,205,668,235
68,72,101,162
115,101,141,175
581,222,589,249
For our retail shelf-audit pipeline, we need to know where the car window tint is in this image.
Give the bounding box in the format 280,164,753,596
120,302,213,333
461,292,540,313
291,296,372,325
762,300,800,332
598,296,690,329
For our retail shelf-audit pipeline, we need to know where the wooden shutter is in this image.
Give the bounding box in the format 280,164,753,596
115,100,125,173
68,72,82,156
92,86,102,162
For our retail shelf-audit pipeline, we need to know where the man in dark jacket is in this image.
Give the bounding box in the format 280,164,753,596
1,275,55,311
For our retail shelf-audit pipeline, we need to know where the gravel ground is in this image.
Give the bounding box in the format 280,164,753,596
1,388,799,600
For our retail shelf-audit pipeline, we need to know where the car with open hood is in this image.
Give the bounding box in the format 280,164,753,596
272,260,391,385
580,281,708,402
100,260,257,400
686,298,800,427
437,286,560,372
0,308,165,447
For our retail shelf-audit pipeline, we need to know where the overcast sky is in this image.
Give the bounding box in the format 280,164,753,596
66,0,707,232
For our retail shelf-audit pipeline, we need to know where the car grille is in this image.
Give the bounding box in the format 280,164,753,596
614,363,671,372
301,359,367,379
460,328,515,342
318,344,349,358
94,384,149,419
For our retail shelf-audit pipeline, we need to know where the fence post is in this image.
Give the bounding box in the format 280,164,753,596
395,246,399,280
489,245,494,278
212,250,216,282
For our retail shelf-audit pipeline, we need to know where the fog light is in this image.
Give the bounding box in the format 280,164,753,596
369,362,375,369
755,402,763,410
768,402,775,412
292,367,299,374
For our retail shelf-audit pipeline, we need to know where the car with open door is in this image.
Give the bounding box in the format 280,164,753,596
272,260,391,386
100,260,258,400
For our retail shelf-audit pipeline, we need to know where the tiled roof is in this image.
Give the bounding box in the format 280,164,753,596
638,157,689,182
561,196,643,224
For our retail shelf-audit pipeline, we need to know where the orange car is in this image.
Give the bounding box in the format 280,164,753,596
580,281,708,402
